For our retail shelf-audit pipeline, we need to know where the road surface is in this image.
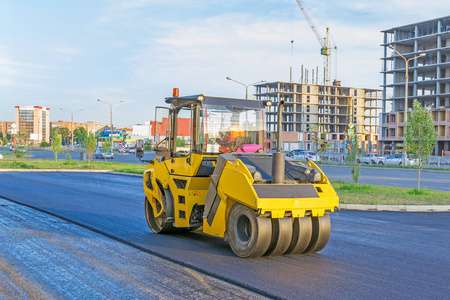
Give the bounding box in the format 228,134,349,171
0,172,448,299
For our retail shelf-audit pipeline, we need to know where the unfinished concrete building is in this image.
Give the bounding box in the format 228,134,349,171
381,16,450,155
254,81,382,152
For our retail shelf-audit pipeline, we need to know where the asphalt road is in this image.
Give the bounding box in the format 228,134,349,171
321,165,450,192
0,172,448,299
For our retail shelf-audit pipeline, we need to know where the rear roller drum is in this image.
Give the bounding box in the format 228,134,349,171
227,203,272,258
266,218,293,256
145,197,173,233
284,217,312,255
303,214,331,254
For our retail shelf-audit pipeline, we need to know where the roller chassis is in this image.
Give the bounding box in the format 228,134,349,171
139,93,339,258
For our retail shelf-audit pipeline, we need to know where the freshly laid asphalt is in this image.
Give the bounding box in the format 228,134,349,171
0,172,448,299
0,197,262,299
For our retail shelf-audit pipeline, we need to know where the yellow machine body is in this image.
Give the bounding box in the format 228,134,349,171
140,93,339,258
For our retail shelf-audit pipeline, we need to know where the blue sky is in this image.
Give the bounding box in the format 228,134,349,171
1,0,449,127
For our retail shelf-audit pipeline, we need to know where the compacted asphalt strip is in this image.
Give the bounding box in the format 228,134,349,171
0,196,266,299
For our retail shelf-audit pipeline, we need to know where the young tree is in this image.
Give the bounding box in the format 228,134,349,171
102,139,111,162
405,100,438,189
346,135,364,187
310,124,332,168
52,133,63,162
84,132,96,163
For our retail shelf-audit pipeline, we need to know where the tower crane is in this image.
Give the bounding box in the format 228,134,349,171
295,0,337,85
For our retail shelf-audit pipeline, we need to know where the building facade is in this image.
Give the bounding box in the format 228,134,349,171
381,16,450,155
0,121,14,140
15,106,50,145
254,81,382,152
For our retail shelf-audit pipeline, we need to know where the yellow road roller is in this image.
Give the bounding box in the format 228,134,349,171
136,90,339,258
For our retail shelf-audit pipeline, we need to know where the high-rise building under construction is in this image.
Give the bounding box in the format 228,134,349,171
254,80,382,152
381,16,450,155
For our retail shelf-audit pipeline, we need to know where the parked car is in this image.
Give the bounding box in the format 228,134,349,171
357,153,386,165
129,147,136,153
94,148,103,159
103,151,114,159
289,149,320,162
384,153,417,166
95,149,114,159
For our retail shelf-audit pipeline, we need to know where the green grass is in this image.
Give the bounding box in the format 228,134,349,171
332,179,450,205
0,158,145,174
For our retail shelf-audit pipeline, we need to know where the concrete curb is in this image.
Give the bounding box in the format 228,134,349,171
339,204,450,212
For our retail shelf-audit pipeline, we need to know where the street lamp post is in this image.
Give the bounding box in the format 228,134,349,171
60,108,84,147
226,77,266,99
388,45,426,164
97,99,124,152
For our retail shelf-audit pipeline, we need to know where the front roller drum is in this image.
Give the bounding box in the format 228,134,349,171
266,218,293,256
227,203,272,258
284,217,312,255
303,214,331,254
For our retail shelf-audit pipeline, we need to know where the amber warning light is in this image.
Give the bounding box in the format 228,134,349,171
173,88,179,97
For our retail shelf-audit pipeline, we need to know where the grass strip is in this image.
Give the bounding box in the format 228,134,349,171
332,179,450,205
0,158,145,174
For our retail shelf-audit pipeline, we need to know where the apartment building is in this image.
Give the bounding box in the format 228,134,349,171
15,106,50,145
0,121,14,139
381,16,450,155
254,81,382,152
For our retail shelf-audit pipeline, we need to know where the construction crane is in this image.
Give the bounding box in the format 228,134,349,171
295,0,336,86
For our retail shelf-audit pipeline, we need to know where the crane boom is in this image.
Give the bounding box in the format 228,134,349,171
295,0,323,47
295,0,336,85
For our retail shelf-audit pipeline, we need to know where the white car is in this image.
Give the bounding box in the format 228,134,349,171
0,153,3,159
290,150,320,162
358,154,386,165
384,153,417,166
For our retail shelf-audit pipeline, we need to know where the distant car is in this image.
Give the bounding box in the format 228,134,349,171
290,149,320,162
95,149,114,159
384,153,417,166
103,151,114,159
129,147,136,153
94,148,103,159
358,153,386,165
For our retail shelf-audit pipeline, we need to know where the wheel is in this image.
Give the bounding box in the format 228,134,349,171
145,197,173,233
303,214,331,254
357,159,360,163
266,218,293,256
379,161,384,165
371,160,375,164
227,203,272,258
285,217,312,255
